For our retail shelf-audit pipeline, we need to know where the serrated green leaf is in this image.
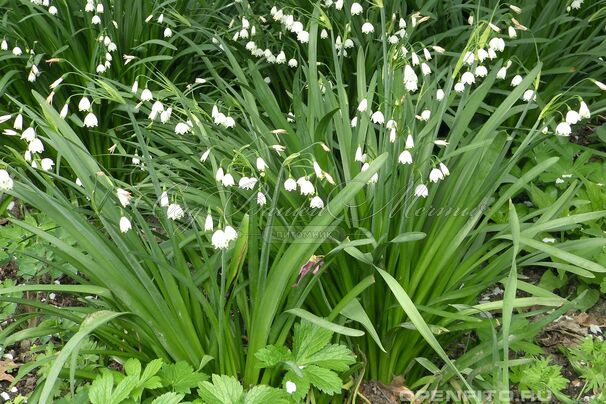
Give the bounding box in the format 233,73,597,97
88,370,113,404
293,320,333,363
124,358,141,378
151,392,185,404
112,375,139,403
243,385,289,404
141,359,164,381
159,361,208,394
142,375,163,390
197,374,243,404
255,345,292,368
302,344,355,372
302,365,343,395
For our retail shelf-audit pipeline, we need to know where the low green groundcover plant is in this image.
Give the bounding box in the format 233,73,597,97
0,0,605,403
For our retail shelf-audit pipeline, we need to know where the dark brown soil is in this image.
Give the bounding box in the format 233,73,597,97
359,380,399,403
358,377,416,403
536,302,606,402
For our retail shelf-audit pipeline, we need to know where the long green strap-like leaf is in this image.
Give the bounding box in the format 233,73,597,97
500,201,520,403
375,267,479,403
39,311,127,404
244,153,388,384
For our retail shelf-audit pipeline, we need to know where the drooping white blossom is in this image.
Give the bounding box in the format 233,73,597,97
371,111,385,124
414,184,428,198
361,22,374,34
284,178,297,191
78,97,91,111
204,213,214,231
522,90,536,102
555,122,572,136
239,176,257,190
579,101,590,119
257,192,267,206
221,173,235,187
120,216,132,233
256,157,267,172
565,110,580,125
84,112,98,127
117,188,131,207
167,203,185,220
357,98,368,112
0,169,13,191
510,75,523,87
28,138,45,153
310,195,324,209
21,127,36,142
439,163,450,176
350,2,363,15
160,191,169,207
298,178,315,195
398,150,413,164
429,168,444,182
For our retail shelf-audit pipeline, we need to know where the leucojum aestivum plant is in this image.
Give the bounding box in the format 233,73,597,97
0,0,605,403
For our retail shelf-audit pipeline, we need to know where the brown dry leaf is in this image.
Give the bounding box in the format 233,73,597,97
573,312,606,328
0,359,19,382
539,315,588,348
389,376,417,403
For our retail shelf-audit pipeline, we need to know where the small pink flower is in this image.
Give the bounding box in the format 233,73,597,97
293,255,324,287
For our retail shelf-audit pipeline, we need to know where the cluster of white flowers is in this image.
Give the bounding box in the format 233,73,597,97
236,7,306,68
83,1,120,74
401,44,444,93
211,105,236,128
454,36,508,92
4,0,602,257
0,35,43,83
334,35,355,56
554,100,591,137
117,188,186,233
429,163,450,183
0,112,61,172
94,35,118,74
269,7,309,44
354,90,443,191
78,96,99,128
28,0,58,15
144,13,174,38
211,225,238,249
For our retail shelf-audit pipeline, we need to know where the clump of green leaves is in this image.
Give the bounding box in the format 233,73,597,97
86,358,287,404
0,212,71,280
567,336,606,398
511,357,569,402
197,375,288,404
88,359,165,403
86,358,210,403
255,320,356,401
159,361,209,395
